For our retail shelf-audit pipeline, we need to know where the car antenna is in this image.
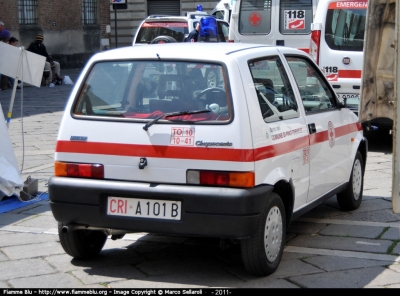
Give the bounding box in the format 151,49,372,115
156,53,160,60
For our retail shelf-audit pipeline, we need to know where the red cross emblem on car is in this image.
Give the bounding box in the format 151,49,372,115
249,12,262,26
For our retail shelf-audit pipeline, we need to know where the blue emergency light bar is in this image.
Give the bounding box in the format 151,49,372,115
197,5,203,11
198,17,218,42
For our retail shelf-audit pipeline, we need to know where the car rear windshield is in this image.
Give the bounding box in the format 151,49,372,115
135,22,188,43
73,61,231,123
324,1,367,51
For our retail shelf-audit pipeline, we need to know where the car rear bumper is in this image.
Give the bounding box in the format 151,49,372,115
48,177,274,239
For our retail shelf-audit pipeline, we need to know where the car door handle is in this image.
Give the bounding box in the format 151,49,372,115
308,123,316,134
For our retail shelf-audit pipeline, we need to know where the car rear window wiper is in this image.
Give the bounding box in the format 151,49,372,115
143,109,211,131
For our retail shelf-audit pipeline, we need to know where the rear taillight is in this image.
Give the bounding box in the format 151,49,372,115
187,170,255,188
55,162,104,179
310,23,322,64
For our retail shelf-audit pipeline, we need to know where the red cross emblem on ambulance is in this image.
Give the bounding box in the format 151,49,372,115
249,12,262,26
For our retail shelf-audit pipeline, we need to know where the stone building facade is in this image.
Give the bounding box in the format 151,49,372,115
0,0,217,68
1,0,111,68
109,0,218,48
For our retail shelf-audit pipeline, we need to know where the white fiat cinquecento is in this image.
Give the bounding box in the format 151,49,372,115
49,42,367,276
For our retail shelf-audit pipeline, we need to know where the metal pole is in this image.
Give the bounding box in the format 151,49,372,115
114,5,118,48
392,0,400,213
6,46,24,128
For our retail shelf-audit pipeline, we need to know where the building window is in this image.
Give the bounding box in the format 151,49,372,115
83,0,98,25
18,0,38,25
147,0,180,16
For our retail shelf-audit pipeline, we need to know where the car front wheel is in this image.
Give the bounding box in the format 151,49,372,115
58,222,107,259
240,192,286,276
337,151,364,211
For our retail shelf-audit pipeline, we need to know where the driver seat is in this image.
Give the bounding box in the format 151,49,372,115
157,74,202,111
157,74,190,100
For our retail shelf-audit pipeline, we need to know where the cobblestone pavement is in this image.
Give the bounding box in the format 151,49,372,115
0,69,399,288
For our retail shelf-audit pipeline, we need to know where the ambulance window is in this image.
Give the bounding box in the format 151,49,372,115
213,10,225,20
249,56,299,122
279,0,313,35
325,4,366,51
239,0,272,34
285,55,336,113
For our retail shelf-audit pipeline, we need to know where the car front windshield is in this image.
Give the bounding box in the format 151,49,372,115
73,61,231,123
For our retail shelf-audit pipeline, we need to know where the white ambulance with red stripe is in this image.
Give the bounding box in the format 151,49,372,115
309,0,367,114
49,42,367,276
228,0,320,53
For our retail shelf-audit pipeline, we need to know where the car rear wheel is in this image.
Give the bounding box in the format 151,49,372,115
337,151,364,211
58,222,107,259
240,192,286,276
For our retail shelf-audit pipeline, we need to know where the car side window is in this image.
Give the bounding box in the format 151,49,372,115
285,55,337,113
249,56,299,123
217,21,229,42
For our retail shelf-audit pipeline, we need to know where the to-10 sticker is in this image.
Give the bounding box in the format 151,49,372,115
170,127,195,146
284,10,305,30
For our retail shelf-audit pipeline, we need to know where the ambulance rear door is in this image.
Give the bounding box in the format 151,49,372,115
311,0,367,111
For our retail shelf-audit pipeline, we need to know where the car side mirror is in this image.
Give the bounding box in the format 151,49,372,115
338,97,347,109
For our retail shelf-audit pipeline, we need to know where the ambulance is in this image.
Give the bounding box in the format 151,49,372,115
49,42,367,276
228,0,320,53
309,0,367,114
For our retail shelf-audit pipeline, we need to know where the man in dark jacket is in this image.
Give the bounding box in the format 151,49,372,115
27,34,61,86
186,23,200,42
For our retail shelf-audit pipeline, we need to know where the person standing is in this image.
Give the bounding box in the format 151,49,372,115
186,23,200,42
0,21,11,41
9,36,18,46
0,27,11,90
26,34,61,86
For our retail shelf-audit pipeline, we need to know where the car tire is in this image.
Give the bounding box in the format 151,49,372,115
58,222,107,259
150,36,177,44
337,151,364,211
205,69,219,88
240,192,286,276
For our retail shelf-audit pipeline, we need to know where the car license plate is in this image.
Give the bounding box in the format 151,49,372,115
337,93,360,100
107,197,181,220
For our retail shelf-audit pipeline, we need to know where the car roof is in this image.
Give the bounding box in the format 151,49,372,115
143,15,227,23
92,43,307,64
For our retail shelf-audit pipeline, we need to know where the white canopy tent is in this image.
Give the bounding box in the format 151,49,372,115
0,42,45,200
0,103,22,200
